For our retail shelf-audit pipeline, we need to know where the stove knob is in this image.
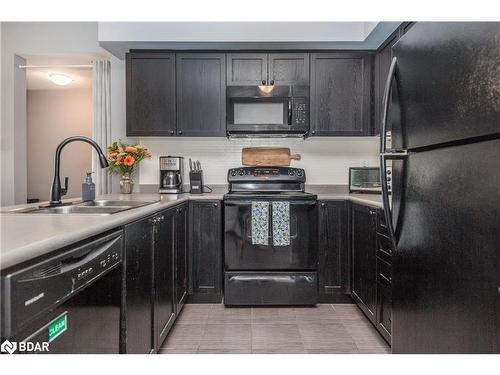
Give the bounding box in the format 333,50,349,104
230,170,236,176
288,169,295,176
386,169,392,175
239,170,244,176
297,170,303,177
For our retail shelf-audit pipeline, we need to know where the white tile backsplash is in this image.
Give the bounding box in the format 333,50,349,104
138,137,380,185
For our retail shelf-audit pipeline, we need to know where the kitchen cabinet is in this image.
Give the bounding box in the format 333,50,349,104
226,53,309,86
176,53,226,136
174,202,188,314
310,53,372,136
318,201,350,302
154,209,175,351
189,200,223,303
124,204,187,353
350,203,377,324
126,52,176,136
124,215,155,354
268,53,310,85
375,209,393,344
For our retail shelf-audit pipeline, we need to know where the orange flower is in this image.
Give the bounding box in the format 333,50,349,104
125,146,138,153
123,155,135,167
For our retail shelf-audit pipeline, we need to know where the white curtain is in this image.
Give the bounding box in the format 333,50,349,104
92,60,112,195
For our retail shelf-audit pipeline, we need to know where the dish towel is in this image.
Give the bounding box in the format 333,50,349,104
272,201,290,246
251,201,269,245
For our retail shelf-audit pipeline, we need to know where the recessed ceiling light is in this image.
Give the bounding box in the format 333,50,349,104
48,73,73,86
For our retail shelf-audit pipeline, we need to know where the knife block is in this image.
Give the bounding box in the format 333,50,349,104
189,171,204,194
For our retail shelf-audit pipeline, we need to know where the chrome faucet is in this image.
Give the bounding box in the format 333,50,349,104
49,136,109,206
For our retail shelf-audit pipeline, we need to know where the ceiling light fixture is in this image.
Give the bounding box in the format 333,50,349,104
48,73,73,86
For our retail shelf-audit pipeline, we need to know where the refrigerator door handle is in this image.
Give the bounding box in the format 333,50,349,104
380,56,408,250
380,56,398,155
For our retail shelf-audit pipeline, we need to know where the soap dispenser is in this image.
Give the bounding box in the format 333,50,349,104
82,172,95,201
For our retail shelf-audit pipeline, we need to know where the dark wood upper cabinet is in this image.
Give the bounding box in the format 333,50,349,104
176,53,226,136
310,53,372,136
351,203,377,324
126,52,176,136
268,53,309,85
227,53,309,86
318,201,349,302
189,200,222,303
226,53,268,85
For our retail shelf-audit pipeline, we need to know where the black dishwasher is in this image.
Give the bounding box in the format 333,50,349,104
1,231,123,354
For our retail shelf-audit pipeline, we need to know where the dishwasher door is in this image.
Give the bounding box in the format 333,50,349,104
1,231,123,354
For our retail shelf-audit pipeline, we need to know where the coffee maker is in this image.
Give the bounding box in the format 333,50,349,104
159,156,184,194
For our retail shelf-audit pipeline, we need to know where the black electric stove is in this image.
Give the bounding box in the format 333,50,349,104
224,166,317,200
223,166,318,306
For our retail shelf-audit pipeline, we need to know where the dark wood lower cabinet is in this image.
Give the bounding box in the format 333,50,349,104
154,209,175,352
318,201,350,302
124,203,188,353
350,203,393,345
351,203,377,324
174,203,188,314
188,200,223,303
124,215,155,354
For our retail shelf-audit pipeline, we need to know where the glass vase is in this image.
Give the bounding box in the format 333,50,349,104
119,172,134,194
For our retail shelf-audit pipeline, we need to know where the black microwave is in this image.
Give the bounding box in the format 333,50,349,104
226,85,309,136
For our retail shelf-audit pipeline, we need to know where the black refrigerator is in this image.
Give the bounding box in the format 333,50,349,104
380,22,500,353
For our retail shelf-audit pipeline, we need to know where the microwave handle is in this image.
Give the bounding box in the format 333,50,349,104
287,99,292,125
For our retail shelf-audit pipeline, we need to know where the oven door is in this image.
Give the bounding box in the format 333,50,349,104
224,198,318,270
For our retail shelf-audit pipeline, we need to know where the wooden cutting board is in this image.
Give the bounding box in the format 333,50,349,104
242,147,301,166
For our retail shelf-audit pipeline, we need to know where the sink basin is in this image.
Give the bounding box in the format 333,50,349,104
79,200,156,207
6,199,159,215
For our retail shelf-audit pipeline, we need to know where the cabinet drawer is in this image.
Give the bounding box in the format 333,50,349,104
376,209,390,237
376,233,393,261
377,257,392,287
224,272,318,306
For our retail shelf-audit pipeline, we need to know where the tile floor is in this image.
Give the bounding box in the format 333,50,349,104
159,304,390,354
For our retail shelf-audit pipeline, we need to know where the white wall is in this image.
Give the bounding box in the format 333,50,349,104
99,22,373,42
0,22,121,205
138,137,379,186
27,89,92,201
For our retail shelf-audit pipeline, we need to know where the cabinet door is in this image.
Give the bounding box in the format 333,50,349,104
124,216,154,354
374,33,399,136
318,201,349,302
376,258,392,344
310,53,372,136
226,53,268,85
174,203,188,314
351,203,377,324
154,210,175,351
176,53,226,136
189,201,222,303
269,53,310,85
126,52,176,136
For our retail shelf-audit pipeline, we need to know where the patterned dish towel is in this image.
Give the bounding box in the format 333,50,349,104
251,201,269,245
272,201,290,246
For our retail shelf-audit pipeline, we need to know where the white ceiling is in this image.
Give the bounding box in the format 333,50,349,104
25,54,94,91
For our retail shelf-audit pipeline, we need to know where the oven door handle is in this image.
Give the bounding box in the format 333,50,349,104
224,200,317,206
287,99,293,125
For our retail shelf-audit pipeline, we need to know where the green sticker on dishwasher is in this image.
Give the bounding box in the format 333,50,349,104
48,314,67,342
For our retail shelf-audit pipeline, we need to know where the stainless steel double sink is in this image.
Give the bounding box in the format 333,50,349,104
7,199,159,215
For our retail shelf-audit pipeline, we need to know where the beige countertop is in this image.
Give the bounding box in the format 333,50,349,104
0,185,382,270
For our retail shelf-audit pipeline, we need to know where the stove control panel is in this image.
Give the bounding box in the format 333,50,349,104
228,167,306,183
